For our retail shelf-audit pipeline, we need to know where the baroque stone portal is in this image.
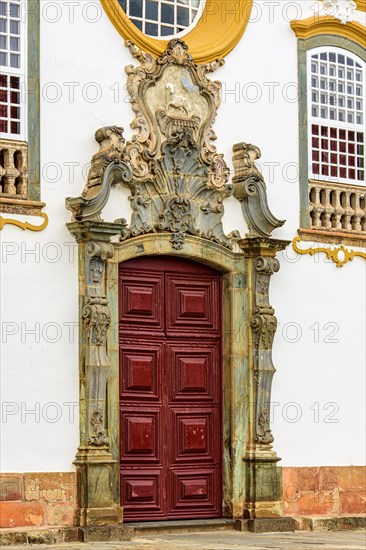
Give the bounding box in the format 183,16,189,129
66,39,289,531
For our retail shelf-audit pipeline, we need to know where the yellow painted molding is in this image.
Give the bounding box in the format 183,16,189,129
0,212,49,231
356,0,366,12
292,236,366,267
290,16,366,45
100,0,253,63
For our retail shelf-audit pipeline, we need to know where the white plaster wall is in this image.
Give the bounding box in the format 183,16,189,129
1,1,365,471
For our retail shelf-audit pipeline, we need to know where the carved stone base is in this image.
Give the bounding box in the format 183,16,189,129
243,453,283,520
74,447,121,527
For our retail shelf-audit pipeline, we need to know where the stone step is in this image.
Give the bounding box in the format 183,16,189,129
128,518,235,536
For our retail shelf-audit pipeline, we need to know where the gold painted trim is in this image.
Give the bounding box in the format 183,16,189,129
356,0,366,11
100,0,253,62
290,16,366,45
292,236,366,267
0,212,49,231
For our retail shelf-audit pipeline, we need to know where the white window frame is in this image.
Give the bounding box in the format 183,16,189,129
0,0,27,141
120,0,205,39
307,46,365,186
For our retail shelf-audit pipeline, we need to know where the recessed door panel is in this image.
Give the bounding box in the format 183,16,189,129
120,409,161,463
168,342,219,402
119,256,222,521
171,410,215,463
121,470,164,518
120,341,163,401
119,270,164,334
169,469,220,516
166,274,220,338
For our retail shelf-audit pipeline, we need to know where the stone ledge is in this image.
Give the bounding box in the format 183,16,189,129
0,198,46,216
0,525,134,546
235,517,296,533
130,518,235,535
296,515,366,532
298,228,366,248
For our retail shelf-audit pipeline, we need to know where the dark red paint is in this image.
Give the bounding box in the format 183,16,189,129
119,256,222,521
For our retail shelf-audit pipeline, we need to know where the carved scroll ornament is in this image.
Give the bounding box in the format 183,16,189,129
233,143,285,238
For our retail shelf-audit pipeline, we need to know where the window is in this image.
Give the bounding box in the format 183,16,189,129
118,0,203,37
0,0,26,140
0,0,43,217
101,0,253,64
291,19,366,246
308,47,365,185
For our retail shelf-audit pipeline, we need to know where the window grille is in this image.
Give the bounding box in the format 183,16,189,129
308,47,365,186
0,0,26,140
118,0,202,37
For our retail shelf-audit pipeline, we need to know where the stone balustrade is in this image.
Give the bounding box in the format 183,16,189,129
0,139,28,197
308,180,366,234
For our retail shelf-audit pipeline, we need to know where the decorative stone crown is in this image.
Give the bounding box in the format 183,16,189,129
66,39,284,248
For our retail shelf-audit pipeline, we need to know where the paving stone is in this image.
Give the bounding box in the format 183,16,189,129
1,529,366,549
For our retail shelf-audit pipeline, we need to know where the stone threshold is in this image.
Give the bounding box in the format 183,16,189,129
0,516,365,545
128,518,235,535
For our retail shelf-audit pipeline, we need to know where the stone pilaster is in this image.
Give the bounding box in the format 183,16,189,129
67,221,124,527
240,237,289,521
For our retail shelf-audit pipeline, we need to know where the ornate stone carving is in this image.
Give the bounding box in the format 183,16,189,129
251,255,280,447
66,127,132,222
117,39,238,249
251,313,277,350
233,143,285,238
256,407,274,445
320,0,357,24
88,407,108,446
83,126,126,199
66,39,240,249
82,241,114,448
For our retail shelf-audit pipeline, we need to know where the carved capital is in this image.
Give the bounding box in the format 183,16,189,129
86,241,114,261
255,256,280,275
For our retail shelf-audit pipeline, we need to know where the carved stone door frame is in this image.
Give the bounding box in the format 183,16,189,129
65,39,290,531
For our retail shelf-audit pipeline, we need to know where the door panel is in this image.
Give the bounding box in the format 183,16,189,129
121,409,161,463
119,270,164,335
168,343,219,402
169,469,219,515
120,341,163,401
166,273,220,338
122,471,164,516
119,256,222,521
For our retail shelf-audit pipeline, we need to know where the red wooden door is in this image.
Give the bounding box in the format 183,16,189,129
119,256,222,521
